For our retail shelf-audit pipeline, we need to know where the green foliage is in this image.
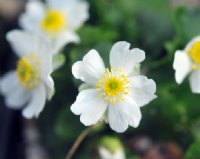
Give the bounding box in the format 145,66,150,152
185,140,200,159
28,0,200,158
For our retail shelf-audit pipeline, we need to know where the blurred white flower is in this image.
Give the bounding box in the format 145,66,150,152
71,41,157,133
173,36,200,93
99,147,125,159
99,136,125,159
0,30,54,119
19,0,89,55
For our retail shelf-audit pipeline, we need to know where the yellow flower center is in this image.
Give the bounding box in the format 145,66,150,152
16,54,40,89
40,10,65,33
188,41,200,70
96,68,130,104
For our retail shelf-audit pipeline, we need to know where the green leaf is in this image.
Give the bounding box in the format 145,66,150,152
174,7,200,43
185,140,200,159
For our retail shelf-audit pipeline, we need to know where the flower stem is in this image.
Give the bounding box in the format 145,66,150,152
65,122,102,159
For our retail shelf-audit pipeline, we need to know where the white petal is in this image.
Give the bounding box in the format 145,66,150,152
22,84,46,119
47,0,89,30
129,75,157,107
67,1,89,30
189,71,200,93
41,75,54,100
108,104,129,133
173,50,192,84
6,30,34,57
0,71,18,95
51,31,80,55
72,49,105,85
0,71,30,109
108,97,142,133
5,85,30,109
19,0,45,31
110,41,145,76
78,83,93,91
71,89,107,126
34,33,53,76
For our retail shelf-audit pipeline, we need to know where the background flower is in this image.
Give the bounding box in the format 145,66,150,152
19,0,89,55
0,30,54,118
173,36,200,93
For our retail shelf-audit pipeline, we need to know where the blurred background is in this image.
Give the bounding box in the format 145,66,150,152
1,0,200,159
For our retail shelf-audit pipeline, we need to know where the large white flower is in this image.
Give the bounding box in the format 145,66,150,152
0,30,54,119
71,41,157,133
19,0,89,55
173,36,200,93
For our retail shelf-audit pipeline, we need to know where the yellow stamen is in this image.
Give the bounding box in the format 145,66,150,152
40,10,66,32
96,68,130,104
16,53,40,89
188,41,200,64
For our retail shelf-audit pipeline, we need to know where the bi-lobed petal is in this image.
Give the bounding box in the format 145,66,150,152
6,30,35,57
110,41,145,76
173,50,192,84
129,75,157,107
19,0,45,31
71,89,107,126
189,70,200,93
108,98,141,133
22,84,46,119
72,49,105,85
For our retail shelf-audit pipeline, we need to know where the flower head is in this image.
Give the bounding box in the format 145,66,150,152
173,36,200,93
19,0,89,55
71,41,157,133
0,30,54,118
99,136,125,159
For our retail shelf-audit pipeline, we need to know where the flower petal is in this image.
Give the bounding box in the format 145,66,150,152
129,75,157,107
51,31,80,55
108,104,129,133
67,0,89,30
19,0,45,31
71,89,107,126
47,0,89,30
0,71,18,95
72,49,105,85
41,75,54,100
22,84,46,119
189,71,200,93
173,50,192,84
110,41,145,76
5,85,30,109
108,97,141,133
6,30,34,57
0,71,30,109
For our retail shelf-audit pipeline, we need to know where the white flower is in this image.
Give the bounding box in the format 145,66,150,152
173,36,200,93
99,147,125,159
98,136,125,159
71,41,157,133
19,0,89,55
0,30,54,119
